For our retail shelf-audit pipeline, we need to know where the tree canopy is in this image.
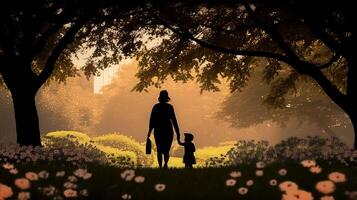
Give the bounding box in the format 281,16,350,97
1,0,356,147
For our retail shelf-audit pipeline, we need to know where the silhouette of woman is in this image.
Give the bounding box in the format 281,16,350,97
147,90,180,168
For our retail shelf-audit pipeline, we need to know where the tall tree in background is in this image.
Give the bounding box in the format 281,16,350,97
215,70,350,138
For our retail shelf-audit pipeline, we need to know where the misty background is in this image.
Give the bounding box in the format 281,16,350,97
1,60,353,147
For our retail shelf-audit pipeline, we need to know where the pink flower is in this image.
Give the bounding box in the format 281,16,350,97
229,171,242,178
63,189,78,198
237,187,248,195
155,184,166,192
321,196,335,200
279,181,298,192
328,172,346,183
225,179,236,186
316,180,335,194
301,160,316,168
310,166,322,174
134,176,145,183
14,178,31,190
278,169,288,176
25,172,39,181
0,183,13,199
269,179,278,186
256,170,264,176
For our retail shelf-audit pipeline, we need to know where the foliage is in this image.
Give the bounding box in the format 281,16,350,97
44,132,135,167
94,133,153,166
205,136,354,167
215,70,351,135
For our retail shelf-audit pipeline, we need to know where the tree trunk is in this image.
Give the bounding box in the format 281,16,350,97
11,88,42,146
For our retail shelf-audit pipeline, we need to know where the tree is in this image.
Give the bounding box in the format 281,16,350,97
129,0,357,148
1,0,356,149
0,0,149,145
215,70,351,138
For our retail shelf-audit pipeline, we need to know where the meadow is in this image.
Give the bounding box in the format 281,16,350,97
1,131,357,200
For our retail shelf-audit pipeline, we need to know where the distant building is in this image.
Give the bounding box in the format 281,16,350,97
94,66,119,94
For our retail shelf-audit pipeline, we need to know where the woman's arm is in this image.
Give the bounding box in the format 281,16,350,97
177,140,184,146
170,105,180,138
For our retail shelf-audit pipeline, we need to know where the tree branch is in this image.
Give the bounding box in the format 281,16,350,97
35,19,84,89
157,8,349,113
156,17,293,64
243,4,348,111
316,54,341,69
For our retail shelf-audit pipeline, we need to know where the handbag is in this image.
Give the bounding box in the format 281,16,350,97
146,138,152,154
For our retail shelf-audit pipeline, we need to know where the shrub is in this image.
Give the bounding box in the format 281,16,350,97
205,136,356,167
44,132,134,167
94,133,153,166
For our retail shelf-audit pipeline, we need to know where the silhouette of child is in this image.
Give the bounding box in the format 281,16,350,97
178,133,196,168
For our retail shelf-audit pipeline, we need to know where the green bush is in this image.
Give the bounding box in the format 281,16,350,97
44,132,135,167
94,133,153,166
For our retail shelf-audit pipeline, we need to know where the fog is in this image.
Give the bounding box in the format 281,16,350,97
1,60,353,147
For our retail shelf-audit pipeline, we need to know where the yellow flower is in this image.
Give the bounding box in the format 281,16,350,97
0,183,13,199
328,172,346,183
315,180,335,194
14,178,31,190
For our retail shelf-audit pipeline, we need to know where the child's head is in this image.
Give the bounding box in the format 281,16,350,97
184,133,194,142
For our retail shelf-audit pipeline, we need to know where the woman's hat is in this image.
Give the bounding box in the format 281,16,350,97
158,90,170,102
